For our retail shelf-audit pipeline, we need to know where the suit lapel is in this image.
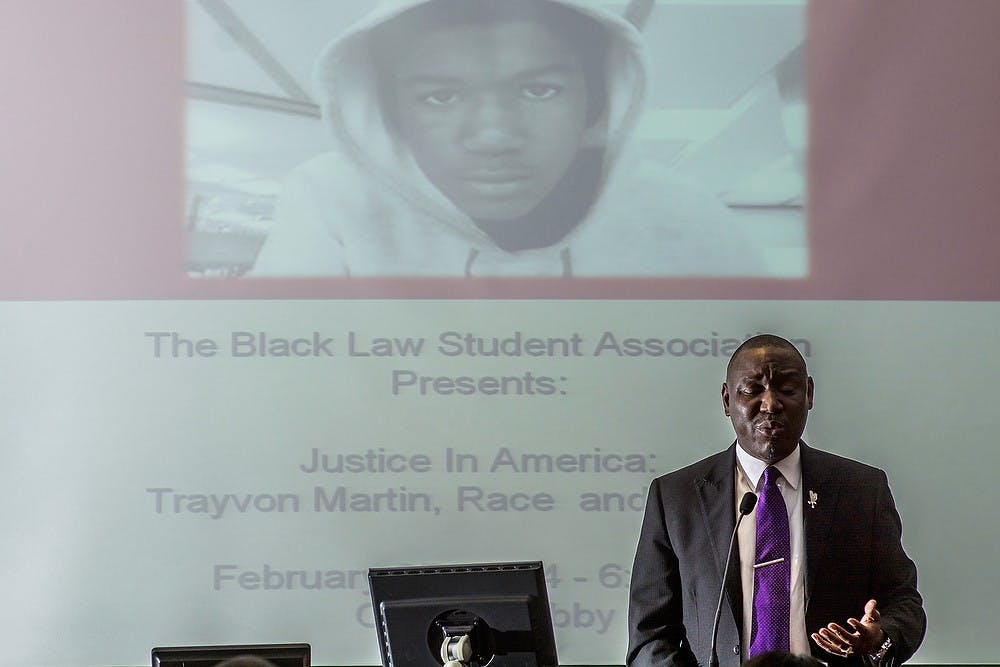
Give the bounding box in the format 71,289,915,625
695,444,742,634
801,443,839,613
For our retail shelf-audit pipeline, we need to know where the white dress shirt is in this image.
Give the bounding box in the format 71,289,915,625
735,443,809,660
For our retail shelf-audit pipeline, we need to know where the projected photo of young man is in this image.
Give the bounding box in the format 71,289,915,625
251,0,766,278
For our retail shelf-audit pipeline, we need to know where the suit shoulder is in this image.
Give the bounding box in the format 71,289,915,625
650,448,730,489
805,446,887,479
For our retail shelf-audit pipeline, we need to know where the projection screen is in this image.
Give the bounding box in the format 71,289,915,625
1,1,999,666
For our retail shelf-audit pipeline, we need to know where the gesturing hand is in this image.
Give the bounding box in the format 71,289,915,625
811,598,884,658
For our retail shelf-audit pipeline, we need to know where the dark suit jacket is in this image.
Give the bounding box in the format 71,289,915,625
626,442,925,667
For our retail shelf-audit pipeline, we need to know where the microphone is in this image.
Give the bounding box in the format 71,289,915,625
709,491,757,667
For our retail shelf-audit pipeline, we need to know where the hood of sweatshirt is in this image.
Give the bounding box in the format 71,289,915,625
311,0,647,249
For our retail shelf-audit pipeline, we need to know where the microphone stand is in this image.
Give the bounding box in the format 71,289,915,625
709,492,757,667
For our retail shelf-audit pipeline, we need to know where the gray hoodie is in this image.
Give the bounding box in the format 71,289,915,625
253,0,761,277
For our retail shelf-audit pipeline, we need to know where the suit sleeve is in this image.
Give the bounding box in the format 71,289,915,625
870,469,926,664
626,480,699,667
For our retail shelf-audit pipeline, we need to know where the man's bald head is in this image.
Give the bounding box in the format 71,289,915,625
214,656,277,667
722,334,813,464
726,334,807,378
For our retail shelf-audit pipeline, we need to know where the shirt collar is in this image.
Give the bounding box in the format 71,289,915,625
735,441,802,491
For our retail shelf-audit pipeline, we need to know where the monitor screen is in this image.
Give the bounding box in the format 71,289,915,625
151,643,310,667
369,562,557,667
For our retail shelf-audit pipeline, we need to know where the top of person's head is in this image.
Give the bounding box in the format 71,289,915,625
741,651,825,667
368,0,610,125
213,656,278,667
726,334,807,378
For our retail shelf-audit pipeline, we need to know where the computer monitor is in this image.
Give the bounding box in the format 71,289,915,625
151,642,310,667
368,561,557,667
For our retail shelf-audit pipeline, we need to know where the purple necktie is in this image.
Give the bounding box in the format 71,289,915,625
749,466,791,657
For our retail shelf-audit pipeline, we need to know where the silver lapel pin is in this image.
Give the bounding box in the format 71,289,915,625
808,490,819,509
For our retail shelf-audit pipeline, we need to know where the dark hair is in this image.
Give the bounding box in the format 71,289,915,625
214,657,277,667
741,650,825,667
369,0,610,125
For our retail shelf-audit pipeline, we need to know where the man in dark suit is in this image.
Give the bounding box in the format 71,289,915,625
627,335,925,667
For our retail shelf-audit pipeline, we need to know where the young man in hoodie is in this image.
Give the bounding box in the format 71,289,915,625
252,0,765,278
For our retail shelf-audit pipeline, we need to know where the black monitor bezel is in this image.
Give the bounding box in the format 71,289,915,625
368,561,557,667
150,642,310,667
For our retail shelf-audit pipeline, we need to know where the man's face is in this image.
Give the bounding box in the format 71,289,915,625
383,19,591,222
722,345,814,464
